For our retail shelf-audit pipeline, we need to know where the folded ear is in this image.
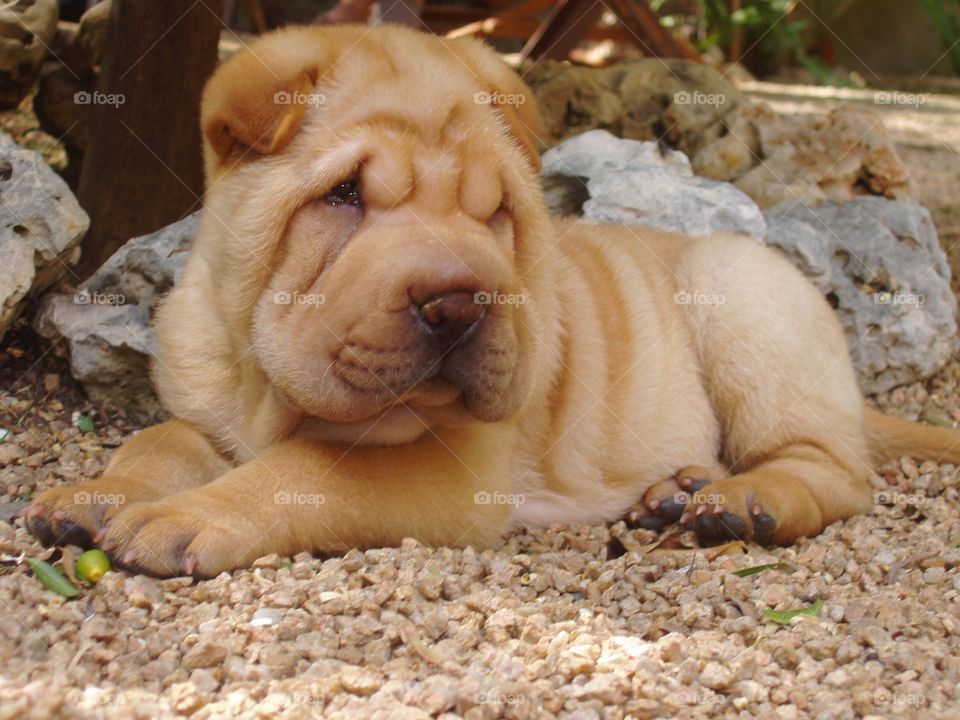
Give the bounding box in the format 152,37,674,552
448,37,543,173
200,27,340,167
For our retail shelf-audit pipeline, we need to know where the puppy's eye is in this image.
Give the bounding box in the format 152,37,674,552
325,178,362,207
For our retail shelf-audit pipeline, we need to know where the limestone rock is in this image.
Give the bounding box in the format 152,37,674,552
0,131,88,341
33,212,199,414
0,0,59,108
77,0,110,70
36,2,113,162
526,57,912,212
763,197,956,393
693,103,913,209
526,58,744,156
541,129,767,238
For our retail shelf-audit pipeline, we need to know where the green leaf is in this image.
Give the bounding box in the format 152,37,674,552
732,562,796,577
730,7,763,26
29,559,81,598
761,598,823,625
76,415,95,433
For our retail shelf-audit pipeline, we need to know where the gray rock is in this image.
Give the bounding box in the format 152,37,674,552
763,197,957,394
34,213,199,414
0,132,88,342
541,129,767,238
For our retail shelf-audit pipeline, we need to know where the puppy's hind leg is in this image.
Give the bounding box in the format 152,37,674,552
673,235,873,544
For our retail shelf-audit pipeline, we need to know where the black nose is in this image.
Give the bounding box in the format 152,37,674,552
413,291,486,347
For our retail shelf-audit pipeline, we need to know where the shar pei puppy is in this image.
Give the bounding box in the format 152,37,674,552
25,25,960,576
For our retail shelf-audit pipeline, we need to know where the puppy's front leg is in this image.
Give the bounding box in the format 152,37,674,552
26,420,231,548
101,424,516,577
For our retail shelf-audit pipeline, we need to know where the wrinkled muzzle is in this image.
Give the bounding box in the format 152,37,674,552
253,219,531,425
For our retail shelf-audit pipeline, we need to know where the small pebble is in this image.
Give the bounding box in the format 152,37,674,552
182,641,228,670
250,608,284,627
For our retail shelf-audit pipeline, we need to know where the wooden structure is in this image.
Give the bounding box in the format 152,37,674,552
238,0,700,63
439,0,699,63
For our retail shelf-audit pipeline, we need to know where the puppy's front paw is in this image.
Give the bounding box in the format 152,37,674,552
101,492,268,578
25,478,134,548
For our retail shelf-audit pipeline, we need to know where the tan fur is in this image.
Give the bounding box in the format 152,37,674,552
865,407,960,465
26,26,960,576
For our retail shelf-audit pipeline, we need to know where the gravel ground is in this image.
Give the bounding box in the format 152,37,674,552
3,84,960,719
2,324,960,720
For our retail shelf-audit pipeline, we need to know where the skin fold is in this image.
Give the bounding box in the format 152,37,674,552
25,26,960,577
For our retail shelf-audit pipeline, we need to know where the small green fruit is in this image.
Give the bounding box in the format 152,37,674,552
76,549,111,583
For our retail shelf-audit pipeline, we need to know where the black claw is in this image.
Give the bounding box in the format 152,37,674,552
26,515,55,546
714,512,748,540
751,510,777,544
694,510,723,541
26,511,95,549
629,514,665,532
56,521,93,549
652,496,687,523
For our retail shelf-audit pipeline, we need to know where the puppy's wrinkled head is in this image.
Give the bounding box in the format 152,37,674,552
197,26,552,440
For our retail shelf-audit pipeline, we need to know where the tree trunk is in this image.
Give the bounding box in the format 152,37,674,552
76,0,223,278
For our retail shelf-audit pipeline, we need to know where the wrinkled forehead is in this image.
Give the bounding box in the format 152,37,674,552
296,96,505,220
206,29,538,222
328,34,487,95
282,46,509,200
314,40,497,140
